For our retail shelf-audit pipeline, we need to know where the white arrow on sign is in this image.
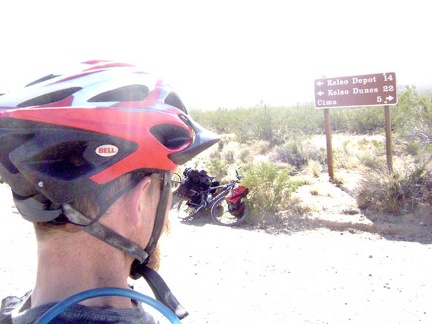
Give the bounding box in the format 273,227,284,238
317,91,324,96
386,95,394,101
316,81,324,86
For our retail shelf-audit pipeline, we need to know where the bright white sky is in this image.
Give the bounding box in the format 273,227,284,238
1,0,430,109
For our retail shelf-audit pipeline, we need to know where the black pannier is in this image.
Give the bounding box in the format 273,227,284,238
177,168,212,200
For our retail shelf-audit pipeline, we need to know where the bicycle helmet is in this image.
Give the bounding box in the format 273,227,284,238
0,60,219,319
0,60,219,204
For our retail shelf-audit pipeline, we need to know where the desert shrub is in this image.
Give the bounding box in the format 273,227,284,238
274,137,325,170
255,141,272,155
190,108,233,134
208,149,221,161
233,109,258,143
370,139,385,152
401,140,420,156
331,174,345,186
307,160,321,177
206,159,228,180
357,138,370,150
241,162,303,224
223,150,235,163
356,164,432,214
275,141,307,168
239,149,251,163
358,152,384,169
233,105,288,146
342,140,352,154
331,107,385,133
394,86,432,148
190,104,325,145
302,142,326,165
191,88,432,146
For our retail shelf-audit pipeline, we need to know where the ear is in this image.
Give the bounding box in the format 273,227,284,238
124,176,152,227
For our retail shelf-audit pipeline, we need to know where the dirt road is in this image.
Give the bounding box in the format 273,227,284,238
156,214,432,324
1,183,431,323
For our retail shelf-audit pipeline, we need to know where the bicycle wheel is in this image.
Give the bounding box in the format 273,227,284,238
176,200,200,220
210,196,248,226
171,173,182,194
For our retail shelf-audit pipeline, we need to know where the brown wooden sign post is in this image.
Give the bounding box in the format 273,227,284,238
323,108,334,180
314,72,397,181
384,105,393,172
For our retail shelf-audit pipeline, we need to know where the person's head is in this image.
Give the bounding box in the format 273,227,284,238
0,60,219,271
33,169,167,270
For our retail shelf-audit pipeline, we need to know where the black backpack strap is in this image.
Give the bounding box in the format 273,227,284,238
0,291,31,323
130,261,188,320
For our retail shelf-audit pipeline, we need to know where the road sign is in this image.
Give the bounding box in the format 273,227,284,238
314,72,397,109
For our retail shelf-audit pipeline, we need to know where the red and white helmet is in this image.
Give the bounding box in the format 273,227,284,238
0,60,219,206
0,60,217,317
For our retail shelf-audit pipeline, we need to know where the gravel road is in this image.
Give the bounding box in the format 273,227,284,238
1,183,431,324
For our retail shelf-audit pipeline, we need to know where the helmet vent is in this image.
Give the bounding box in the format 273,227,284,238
30,141,94,180
88,85,149,102
164,92,187,113
25,74,60,87
17,87,82,108
150,124,191,149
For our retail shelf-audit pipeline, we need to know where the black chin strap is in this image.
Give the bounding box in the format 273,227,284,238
145,172,171,256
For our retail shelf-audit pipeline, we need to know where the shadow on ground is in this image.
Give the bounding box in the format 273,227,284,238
254,205,432,245
173,205,432,246
171,187,432,245
170,196,214,227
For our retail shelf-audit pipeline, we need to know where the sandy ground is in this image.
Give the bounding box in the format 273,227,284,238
1,181,432,324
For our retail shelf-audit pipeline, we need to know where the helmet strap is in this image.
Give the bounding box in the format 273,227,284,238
144,171,171,256
76,181,138,228
62,203,149,263
130,261,189,319
128,172,189,319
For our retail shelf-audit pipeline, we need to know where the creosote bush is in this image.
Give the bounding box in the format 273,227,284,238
274,138,325,170
307,160,321,178
357,164,432,214
206,159,228,181
241,162,303,224
275,141,307,168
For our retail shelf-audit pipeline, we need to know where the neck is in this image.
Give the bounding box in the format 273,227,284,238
32,230,134,309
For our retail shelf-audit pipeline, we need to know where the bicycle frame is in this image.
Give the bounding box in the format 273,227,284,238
185,182,235,212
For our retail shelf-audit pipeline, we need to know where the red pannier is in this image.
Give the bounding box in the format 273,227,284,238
226,185,249,215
